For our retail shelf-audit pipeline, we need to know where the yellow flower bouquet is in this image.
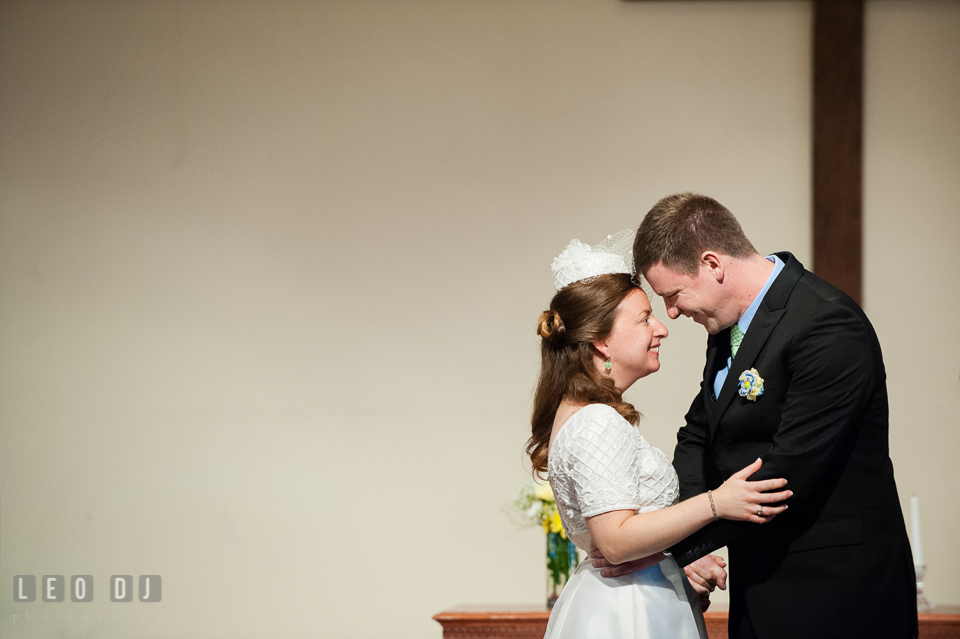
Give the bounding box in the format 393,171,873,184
507,482,580,607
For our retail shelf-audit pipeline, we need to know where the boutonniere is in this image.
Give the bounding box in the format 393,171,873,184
738,368,764,401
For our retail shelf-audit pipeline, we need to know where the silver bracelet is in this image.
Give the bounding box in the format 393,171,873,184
707,490,719,522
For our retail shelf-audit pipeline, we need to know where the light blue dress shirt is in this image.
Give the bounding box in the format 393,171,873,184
713,255,785,399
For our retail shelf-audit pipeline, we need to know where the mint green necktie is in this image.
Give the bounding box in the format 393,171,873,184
731,324,745,358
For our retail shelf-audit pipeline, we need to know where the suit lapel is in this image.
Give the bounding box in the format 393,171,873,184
703,333,726,403
706,252,804,435
708,309,787,431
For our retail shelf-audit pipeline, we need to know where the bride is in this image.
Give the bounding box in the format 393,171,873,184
527,232,791,638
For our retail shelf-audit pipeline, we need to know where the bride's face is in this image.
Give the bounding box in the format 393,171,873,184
599,289,668,391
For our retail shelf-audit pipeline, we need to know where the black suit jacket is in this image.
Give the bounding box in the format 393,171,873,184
669,253,918,639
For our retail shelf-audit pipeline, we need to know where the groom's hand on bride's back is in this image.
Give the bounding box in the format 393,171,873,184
588,546,665,577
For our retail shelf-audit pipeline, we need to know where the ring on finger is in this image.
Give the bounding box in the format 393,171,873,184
756,505,764,516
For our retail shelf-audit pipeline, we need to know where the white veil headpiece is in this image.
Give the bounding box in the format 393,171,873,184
551,229,637,291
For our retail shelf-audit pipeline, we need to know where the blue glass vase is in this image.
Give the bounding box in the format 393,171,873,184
546,531,579,608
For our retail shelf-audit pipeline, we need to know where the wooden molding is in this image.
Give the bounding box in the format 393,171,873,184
812,0,864,303
434,605,960,638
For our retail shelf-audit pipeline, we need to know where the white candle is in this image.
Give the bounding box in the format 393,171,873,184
910,496,924,567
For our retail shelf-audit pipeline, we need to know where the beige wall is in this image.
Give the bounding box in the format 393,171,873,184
0,1,955,637
864,0,960,610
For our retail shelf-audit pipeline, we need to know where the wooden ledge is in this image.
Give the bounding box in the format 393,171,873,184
434,604,960,639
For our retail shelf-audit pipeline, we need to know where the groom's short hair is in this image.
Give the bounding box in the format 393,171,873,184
634,192,757,276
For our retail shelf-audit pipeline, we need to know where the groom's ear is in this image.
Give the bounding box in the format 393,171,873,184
700,251,725,282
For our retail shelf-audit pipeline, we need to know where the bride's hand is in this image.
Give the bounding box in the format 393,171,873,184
712,458,792,523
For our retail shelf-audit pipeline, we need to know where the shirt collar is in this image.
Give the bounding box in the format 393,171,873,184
735,254,784,334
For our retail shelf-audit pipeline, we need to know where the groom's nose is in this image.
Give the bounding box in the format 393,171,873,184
664,305,681,320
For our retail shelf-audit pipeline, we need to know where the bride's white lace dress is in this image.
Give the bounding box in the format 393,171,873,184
545,404,708,639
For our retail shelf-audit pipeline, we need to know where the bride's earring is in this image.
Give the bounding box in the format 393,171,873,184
604,357,612,375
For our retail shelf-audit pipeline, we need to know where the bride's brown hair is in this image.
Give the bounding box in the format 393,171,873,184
527,273,641,479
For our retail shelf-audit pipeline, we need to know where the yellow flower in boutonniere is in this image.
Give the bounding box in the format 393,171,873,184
738,368,765,401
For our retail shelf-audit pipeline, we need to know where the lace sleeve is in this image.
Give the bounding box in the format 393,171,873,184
566,407,643,519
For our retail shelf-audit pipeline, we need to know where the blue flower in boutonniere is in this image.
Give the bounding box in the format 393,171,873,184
738,368,765,401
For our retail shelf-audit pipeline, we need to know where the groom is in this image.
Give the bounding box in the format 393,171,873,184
605,193,917,638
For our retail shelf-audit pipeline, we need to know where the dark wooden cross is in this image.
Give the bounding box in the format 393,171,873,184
629,0,865,304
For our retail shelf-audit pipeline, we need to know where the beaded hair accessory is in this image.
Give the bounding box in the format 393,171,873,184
551,229,637,291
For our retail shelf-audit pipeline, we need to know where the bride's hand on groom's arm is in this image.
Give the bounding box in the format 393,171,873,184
587,545,665,578
714,458,792,523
